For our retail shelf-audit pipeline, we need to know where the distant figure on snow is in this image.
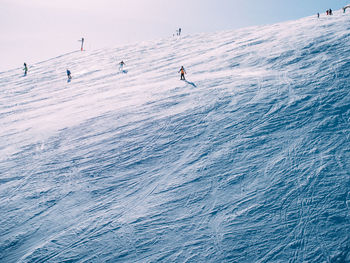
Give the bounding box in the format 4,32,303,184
79,37,84,51
23,63,28,76
317,12,320,18
176,28,182,36
178,66,186,80
326,10,329,15
119,61,125,71
67,69,72,80
329,9,333,15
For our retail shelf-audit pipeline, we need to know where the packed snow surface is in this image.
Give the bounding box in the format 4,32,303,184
1,11,350,262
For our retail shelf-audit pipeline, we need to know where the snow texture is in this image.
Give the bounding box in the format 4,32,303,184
1,10,350,263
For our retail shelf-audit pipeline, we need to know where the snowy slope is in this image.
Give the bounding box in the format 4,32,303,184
1,11,350,262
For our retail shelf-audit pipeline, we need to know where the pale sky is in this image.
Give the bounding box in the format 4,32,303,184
0,0,348,72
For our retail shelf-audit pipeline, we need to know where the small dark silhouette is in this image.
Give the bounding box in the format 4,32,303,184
178,66,186,80
79,37,84,51
23,63,28,76
67,69,72,81
329,9,333,15
119,61,125,70
317,12,320,18
176,28,182,36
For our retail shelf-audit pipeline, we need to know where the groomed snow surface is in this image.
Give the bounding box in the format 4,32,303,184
1,11,350,263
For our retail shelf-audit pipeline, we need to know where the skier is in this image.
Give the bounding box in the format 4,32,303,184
329,9,333,15
79,37,84,51
178,66,186,80
179,28,182,36
119,61,125,71
66,69,72,80
23,63,28,76
317,12,320,18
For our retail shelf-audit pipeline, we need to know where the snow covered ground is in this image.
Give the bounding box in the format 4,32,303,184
1,10,350,262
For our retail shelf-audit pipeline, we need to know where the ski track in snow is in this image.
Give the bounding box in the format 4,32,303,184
1,11,350,262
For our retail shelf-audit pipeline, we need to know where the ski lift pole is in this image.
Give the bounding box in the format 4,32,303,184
78,37,84,51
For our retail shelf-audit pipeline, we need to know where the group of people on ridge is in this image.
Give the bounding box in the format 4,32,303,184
317,8,333,18
326,9,333,15
176,28,182,36
173,28,182,37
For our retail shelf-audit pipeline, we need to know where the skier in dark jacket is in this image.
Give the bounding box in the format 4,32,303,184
23,63,28,76
119,61,125,71
178,66,186,80
67,69,72,80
